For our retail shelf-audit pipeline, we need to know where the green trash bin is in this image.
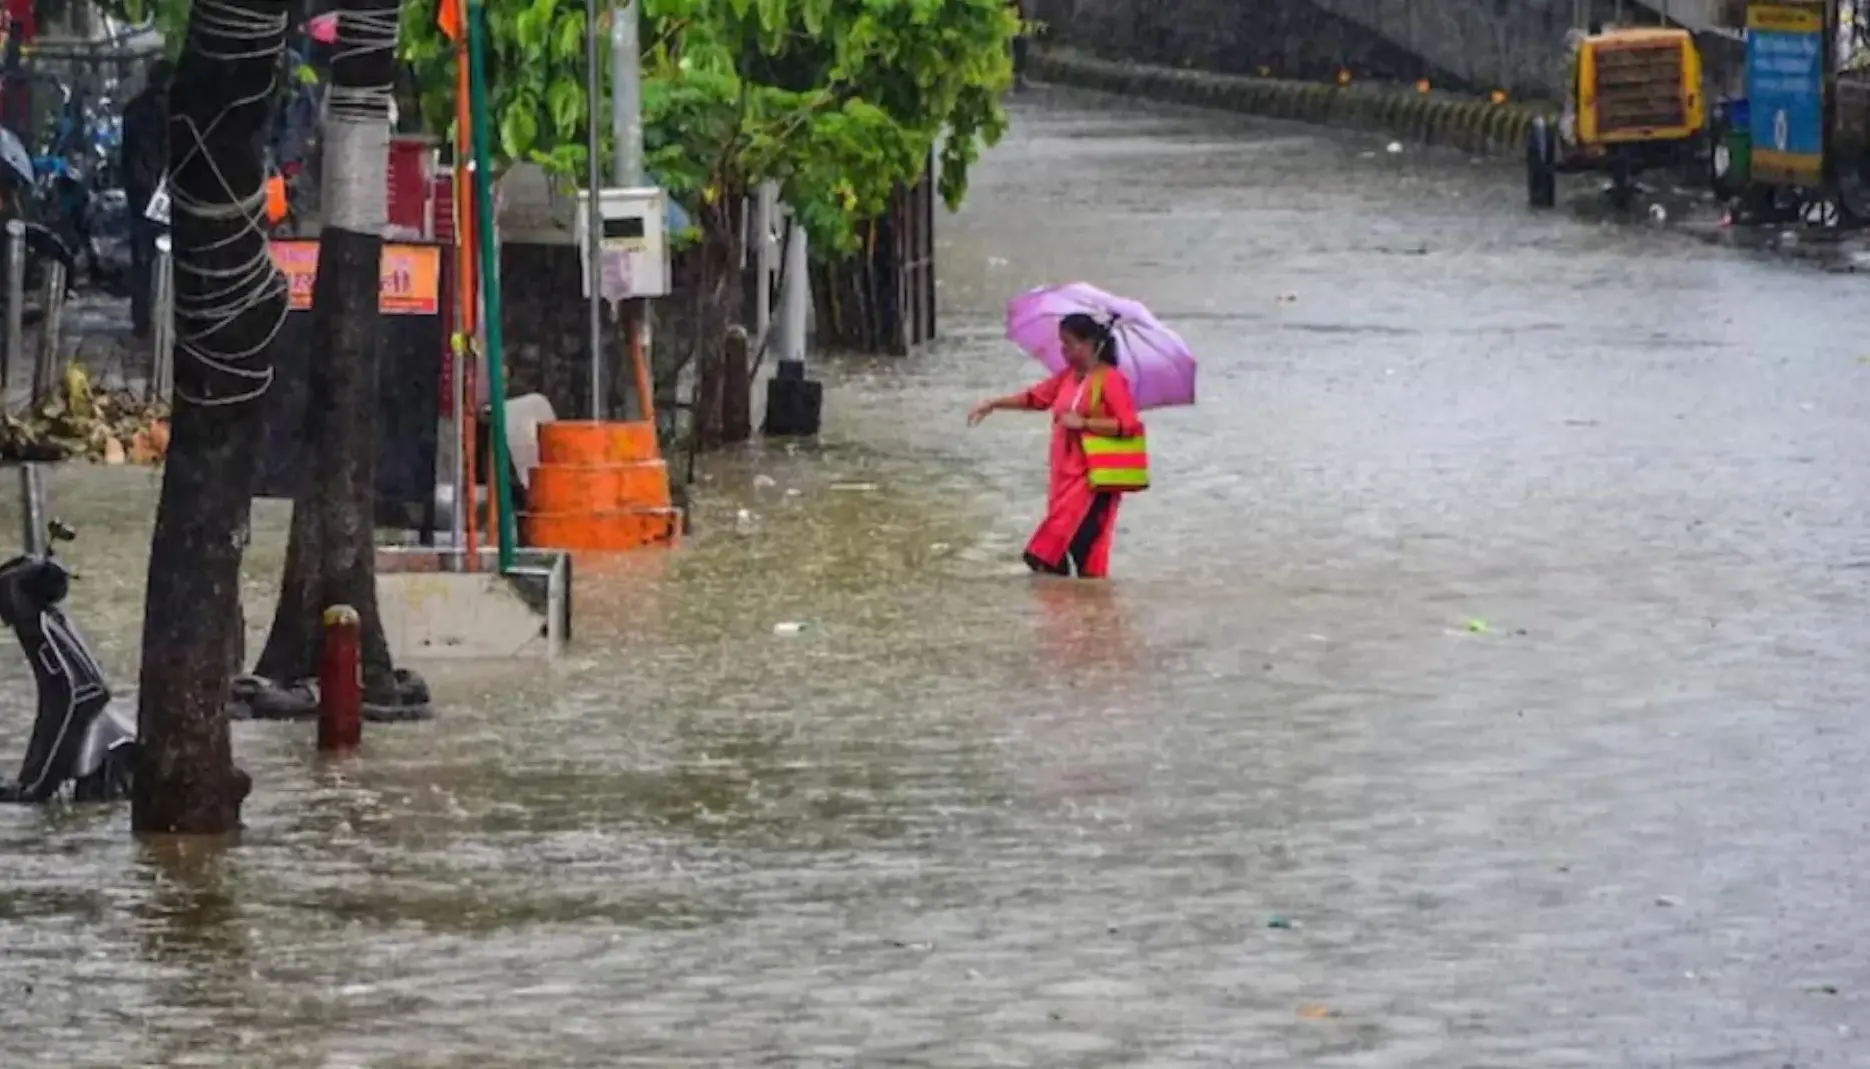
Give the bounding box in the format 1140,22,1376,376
1711,98,1751,198
1725,126,1752,186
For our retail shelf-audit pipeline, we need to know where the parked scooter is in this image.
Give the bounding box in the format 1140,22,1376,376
0,516,136,803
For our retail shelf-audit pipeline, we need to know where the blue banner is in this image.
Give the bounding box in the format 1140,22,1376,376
1747,2,1826,184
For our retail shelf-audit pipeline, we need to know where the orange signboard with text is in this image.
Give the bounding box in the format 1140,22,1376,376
269,241,441,316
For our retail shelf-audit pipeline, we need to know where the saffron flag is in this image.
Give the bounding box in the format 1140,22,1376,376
437,0,463,42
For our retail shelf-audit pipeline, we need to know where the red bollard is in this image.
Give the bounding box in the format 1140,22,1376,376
317,605,363,751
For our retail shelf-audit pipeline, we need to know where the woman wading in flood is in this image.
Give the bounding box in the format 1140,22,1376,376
968,313,1144,578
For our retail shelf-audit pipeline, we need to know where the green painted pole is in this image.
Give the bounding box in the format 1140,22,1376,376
467,0,516,572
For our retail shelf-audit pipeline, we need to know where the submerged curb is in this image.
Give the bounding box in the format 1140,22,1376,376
1031,48,1549,157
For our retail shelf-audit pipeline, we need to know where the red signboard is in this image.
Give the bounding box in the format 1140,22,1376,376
269,241,442,316
387,136,436,239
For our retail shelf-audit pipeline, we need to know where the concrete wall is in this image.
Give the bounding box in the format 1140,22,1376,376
1031,0,1736,101
1029,0,1461,86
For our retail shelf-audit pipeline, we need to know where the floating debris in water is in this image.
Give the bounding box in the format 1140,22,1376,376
1386,142,1404,154
1297,1004,1337,1019
772,621,809,636
1466,618,1489,634
830,482,879,493
1266,914,1294,929
1655,895,1683,908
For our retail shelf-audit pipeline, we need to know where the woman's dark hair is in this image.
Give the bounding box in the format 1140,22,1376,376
1059,312,1119,366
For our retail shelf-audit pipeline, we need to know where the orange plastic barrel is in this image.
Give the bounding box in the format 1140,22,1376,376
522,420,680,553
520,509,680,552
529,461,671,512
537,421,658,465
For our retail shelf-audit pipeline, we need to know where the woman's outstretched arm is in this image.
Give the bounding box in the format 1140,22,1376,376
969,372,1064,425
968,392,1028,425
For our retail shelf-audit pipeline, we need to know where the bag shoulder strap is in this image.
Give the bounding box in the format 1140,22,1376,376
1087,370,1106,415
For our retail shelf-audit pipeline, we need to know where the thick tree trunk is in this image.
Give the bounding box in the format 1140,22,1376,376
133,0,292,835
253,0,405,704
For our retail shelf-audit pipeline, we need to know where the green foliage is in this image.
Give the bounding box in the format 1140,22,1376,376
402,0,1016,253
131,0,1014,253
114,0,190,55
400,0,596,166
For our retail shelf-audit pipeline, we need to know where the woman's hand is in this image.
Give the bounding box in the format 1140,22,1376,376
967,399,996,426
1057,411,1086,431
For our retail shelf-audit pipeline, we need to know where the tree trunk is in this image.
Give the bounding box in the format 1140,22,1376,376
133,0,292,835
253,0,405,704
691,197,745,449
720,322,752,442
718,325,748,442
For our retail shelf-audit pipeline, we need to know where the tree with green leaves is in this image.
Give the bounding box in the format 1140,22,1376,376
398,0,1017,435
125,0,1012,435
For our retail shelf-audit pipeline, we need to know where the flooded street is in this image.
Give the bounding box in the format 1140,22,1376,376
5,87,1869,1066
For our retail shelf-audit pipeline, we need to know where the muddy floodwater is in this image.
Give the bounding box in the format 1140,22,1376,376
3,88,1868,1067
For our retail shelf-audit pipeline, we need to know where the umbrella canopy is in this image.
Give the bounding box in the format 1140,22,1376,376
1005,282,1196,410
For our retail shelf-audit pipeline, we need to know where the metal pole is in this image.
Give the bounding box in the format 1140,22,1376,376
778,217,809,363
585,0,605,421
612,0,642,185
3,219,21,396
754,182,776,343
451,27,481,567
468,0,518,571
611,0,649,426
448,332,466,549
18,462,44,556
150,234,173,402
33,259,65,406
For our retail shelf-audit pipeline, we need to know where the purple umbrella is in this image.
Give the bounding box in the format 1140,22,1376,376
1005,282,1197,410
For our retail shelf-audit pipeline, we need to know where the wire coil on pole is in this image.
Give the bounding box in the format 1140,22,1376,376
166,0,292,408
